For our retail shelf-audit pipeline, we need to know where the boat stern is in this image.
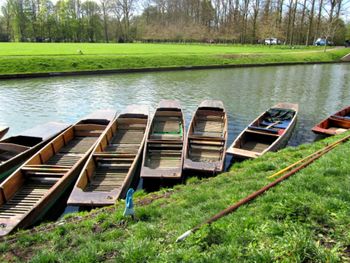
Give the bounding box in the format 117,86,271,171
183,159,223,174
67,188,120,207
141,166,182,179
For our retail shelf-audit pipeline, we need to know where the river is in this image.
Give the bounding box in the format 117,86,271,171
1,63,349,147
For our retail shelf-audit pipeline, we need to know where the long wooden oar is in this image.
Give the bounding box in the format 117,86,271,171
267,135,349,179
176,134,350,242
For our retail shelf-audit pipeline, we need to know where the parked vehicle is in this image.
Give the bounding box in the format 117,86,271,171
264,38,281,45
314,38,333,46
345,40,350,47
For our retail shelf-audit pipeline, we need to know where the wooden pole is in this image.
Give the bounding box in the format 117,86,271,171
176,134,350,242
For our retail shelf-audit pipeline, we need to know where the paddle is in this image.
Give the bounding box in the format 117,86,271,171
266,121,280,129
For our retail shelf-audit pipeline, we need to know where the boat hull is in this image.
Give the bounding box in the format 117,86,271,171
312,106,350,136
183,100,228,174
141,100,185,180
0,127,9,140
0,123,70,183
67,105,150,207
0,110,116,236
227,103,298,159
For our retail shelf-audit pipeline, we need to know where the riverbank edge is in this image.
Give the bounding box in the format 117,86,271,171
1,132,350,261
0,60,349,80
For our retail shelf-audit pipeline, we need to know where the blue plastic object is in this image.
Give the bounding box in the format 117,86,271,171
123,188,135,217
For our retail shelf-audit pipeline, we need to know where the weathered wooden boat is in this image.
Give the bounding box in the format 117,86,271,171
0,122,70,183
141,100,185,180
0,127,9,140
67,105,149,207
0,110,116,236
312,106,350,136
183,100,228,174
226,103,298,159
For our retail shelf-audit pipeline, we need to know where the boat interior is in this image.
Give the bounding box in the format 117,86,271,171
77,114,148,195
319,115,350,133
145,109,183,170
187,108,226,163
0,136,43,165
0,122,108,222
234,108,296,153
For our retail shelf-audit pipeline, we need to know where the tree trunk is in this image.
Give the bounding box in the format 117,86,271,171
315,0,323,41
289,0,298,46
305,0,315,46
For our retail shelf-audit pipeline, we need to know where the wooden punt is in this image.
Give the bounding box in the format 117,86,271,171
0,122,70,183
226,103,298,159
0,127,9,139
0,110,116,236
312,106,350,136
67,105,150,207
141,100,185,179
183,100,228,174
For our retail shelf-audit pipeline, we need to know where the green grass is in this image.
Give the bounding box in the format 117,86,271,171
0,43,348,75
2,133,350,262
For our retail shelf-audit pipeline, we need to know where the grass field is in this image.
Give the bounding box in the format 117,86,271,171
0,43,324,56
1,132,350,262
0,43,349,75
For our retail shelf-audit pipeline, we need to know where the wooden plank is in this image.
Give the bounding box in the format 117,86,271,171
74,124,107,131
246,129,280,137
0,143,30,153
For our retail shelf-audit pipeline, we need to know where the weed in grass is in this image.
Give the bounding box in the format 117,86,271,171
31,250,59,263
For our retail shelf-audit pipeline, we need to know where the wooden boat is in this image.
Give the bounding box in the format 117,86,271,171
183,100,228,174
0,110,116,236
0,127,9,140
226,103,298,159
0,122,70,183
141,100,185,180
67,105,149,207
312,106,350,136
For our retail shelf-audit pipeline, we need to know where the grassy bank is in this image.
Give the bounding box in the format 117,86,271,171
0,43,349,75
1,132,350,262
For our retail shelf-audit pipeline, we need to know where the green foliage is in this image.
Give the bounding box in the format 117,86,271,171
2,133,350,262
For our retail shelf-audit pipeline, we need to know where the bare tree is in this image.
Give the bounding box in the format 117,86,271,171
100,0,111,42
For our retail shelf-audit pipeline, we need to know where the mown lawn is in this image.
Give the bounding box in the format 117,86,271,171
1,132,350,262
0,43,348,75
0,43,323,56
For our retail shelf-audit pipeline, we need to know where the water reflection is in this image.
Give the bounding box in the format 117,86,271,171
0,63,349,149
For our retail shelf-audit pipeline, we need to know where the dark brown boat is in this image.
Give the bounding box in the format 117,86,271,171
0,110,116,236
226,103,298,159
0,127,9,139
0,122,70,183
141,100,185,180
183,100,228,174
67,105,149,207
312,106,350,136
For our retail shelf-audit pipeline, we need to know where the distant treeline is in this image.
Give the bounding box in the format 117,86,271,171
0,0,348,45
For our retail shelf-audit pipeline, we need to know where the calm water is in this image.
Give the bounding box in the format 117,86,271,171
0,64,349,148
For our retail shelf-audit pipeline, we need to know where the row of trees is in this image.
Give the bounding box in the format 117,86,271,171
0,0,349,44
